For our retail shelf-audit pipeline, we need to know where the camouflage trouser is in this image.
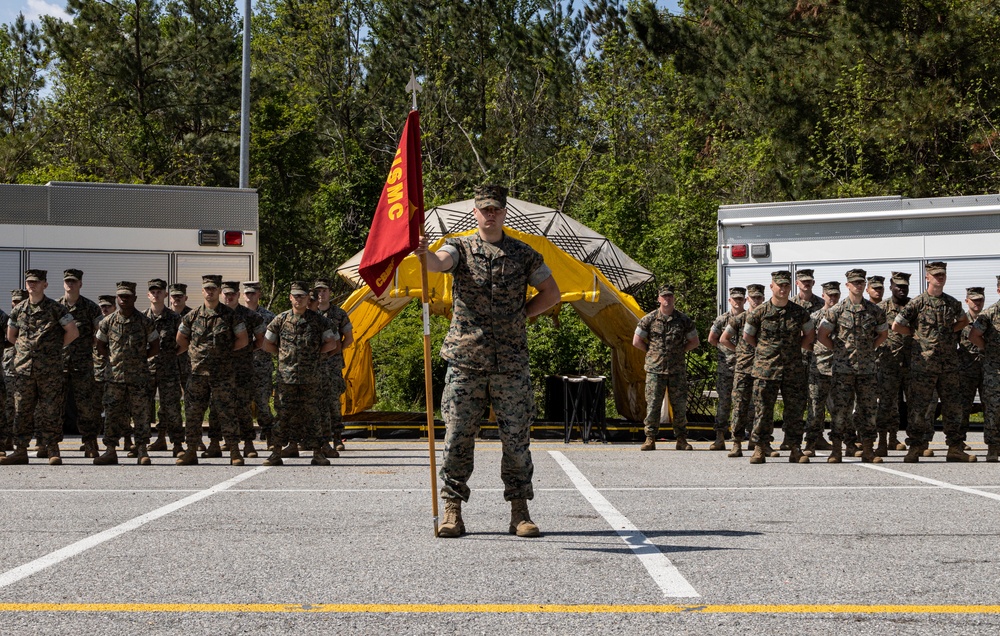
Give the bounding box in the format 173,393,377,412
750,370,807,446
440,365,534,503
252,353,275,434
14,373,64,447
66,368,102,443
207,364,255,441
729,371,755,441
981,364,1000,446
875,361,907,435
104,379,152,447
715,370,734,432
0,376,7,439
320,366,346,443
150,369,183,443
273,381,323,450
643,371,688,439
906,370,962,447
959,370,983,440
185,373,239,447
831,373,877,442
805,372,832,443
178,352,191,402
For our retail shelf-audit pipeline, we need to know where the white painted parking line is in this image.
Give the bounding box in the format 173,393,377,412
548,450,700,599
0,466,270,590
858,464,1000,502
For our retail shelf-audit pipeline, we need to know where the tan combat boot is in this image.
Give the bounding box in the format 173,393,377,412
844,441,861,458
47,443,62,466
889,432,907,451
320,442,340,459
728,439,743,458
922,446,935,457
123,434,134,453
827,441,843,464
875,431,889,457
0,446,29,465
860,440,882,464
148,431,168,452
509,499,541,537
280,441,300,458
83,440,100,459
946,444,977,463
987,445,1000,463
262,448,283,466
759,441,779,458
803,440,817,457
749,445,766,464
814,436,833,451
789,445,809,464
36,444,49,459
640,437,656,451
675,436,693,451
136,444,151,466
230,446,245,466
175,445,199,466
243,440,258,459
335,439,346,452
709,431,726,451
171,441,185,457
903,443,922,463
310,448,330,466
201,439,222,458
221,440,231,452
437,498,465,538
93,447,119,465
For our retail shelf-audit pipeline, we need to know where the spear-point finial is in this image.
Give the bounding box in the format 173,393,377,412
406,70,422,111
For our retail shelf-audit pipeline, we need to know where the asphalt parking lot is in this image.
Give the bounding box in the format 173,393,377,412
1,433,999,634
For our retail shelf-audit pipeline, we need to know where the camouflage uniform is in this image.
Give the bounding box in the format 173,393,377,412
0,308,9,444
179,302,246,448
265,309,336,450
252,305,277,439
958,309,984,442
745,299,814,446
60,293,104,444
637,305,697,440
806,306,835,444
710,309,740,433
97,308,158,446
876,293,912,437
438,231,552,503
724,311,757,441
208,303,262,442
973,299,1000,447
145,306,183,444
821,296,888,442
10,296,75,447
318,304,352,445
2,292,24,443
94,296,115,431
894,291,965,446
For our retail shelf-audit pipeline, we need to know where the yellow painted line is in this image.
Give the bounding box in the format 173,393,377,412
1,603,1000,614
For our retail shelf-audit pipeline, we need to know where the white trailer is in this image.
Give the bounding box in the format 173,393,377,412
0,181,258,312
717,194,1000,310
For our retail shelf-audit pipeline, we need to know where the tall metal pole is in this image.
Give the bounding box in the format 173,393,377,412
239,0,251,189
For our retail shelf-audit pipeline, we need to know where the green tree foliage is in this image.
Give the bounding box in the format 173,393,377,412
0,13,49,182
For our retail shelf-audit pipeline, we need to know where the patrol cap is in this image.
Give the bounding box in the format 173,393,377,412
846,268,867,283
313,277,334,289
242,281,261,292
221,281,240,294
148,278,167,290
24,269,46,282
11,289,27,303
746,284,765,298
658,284,675,297
867,275,885,288
201,275,222,289
925,261,947,275
290,281,311,296
115,281,137,296
168,283,188,296
891,272,911,285
967,287,986,300
795,269,815,282
771,270,793,285
729,287,746,299
821,281,841,294
98,295,116,307
474,184,507,210
63,268,83,281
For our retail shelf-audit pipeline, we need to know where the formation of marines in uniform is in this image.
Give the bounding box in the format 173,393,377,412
0,270,353,467
684,261,1000,464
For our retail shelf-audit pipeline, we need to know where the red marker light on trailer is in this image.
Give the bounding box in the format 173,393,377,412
224,231,244,246
730,244,748,258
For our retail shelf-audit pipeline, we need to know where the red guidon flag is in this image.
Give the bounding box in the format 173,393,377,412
359,110,425,297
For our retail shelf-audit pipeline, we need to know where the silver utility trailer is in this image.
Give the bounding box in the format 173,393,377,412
0,181,258,312
717,194,1000,312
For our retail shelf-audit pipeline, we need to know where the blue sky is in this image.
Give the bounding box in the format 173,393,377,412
2,0,683,26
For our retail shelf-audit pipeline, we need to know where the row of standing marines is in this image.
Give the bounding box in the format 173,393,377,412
636,263,1000,464
0,270,353,467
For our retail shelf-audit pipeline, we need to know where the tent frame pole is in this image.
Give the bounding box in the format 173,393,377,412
417,227,440,536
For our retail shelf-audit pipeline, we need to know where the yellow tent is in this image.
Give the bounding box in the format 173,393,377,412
338,226,650,421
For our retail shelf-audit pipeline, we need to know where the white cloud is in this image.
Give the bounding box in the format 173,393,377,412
22,0,71,22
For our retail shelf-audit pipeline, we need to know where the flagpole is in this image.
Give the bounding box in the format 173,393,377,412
406,71,439,536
